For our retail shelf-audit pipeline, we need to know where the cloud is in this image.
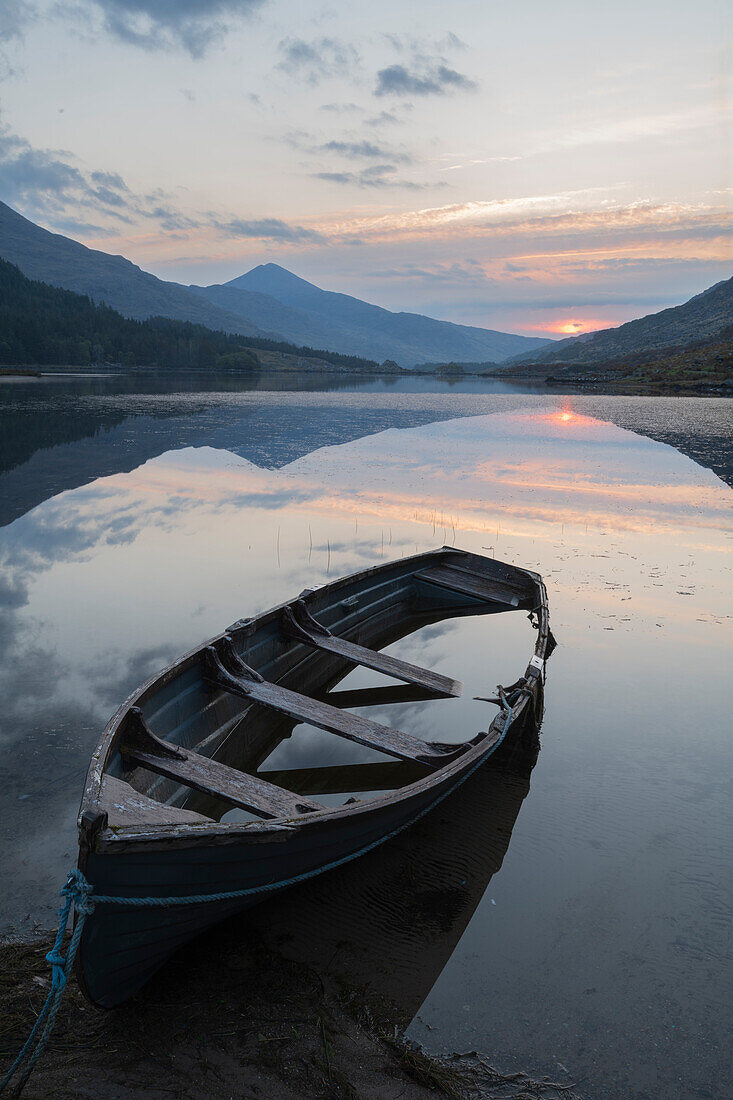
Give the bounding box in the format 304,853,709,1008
90,169,128,190
384,31,467,55
0,572,28,611
0,115,328,248
320,102,362,114
0,120,136,223
286,129,414,174
375,63,477,98
0,118,194,232
215,217,325,242
77,0,265,58
276,36,359,85
0,0,33,42
315,164,430,191
321,139,411,164
439,155,522,171
543,106,726,153
364,110,404,127
0,126,87,202
362,259,488,284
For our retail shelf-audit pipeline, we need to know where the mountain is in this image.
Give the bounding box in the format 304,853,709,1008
200,263,551,366
511,277,733,365
0,201,268,338
0,202,550,366
189,282,330,349
0,258,260,369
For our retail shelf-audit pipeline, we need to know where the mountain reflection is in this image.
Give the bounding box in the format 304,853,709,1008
0,372,730,529
0,383,730,940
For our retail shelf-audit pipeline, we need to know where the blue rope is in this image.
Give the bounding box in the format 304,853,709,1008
0,693,523,1095
0,872,95,1096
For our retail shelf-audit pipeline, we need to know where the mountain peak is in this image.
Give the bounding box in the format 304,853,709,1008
220,260,551,365
227,264,319,295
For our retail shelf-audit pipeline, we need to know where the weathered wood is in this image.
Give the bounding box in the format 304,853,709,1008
204,646,463,768
122,706,188,760
121,724,325,819
415,564,525,607
282,602,462,698
257,759,430,795
100,775,211,827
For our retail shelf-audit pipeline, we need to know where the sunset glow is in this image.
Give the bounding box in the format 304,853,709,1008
521,318,614,336
556,321,594,335
0,4,729,1090
0,0,727,333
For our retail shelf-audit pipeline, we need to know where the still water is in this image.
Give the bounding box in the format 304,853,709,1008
1,370,731,1098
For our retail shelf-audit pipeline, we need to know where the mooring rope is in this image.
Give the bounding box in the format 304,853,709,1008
0,685,527,1096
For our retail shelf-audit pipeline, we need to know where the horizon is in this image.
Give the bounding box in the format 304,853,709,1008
4,197,729,346
1,1,731,338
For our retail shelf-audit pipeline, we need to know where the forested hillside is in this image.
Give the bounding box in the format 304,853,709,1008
0,200,268,338
0,260,260,369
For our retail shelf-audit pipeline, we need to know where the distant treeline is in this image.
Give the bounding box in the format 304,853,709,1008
0,259,390,373
414,360,498,373
0,259,261,369
241,334,381,372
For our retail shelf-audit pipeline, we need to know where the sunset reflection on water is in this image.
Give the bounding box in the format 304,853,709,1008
0,394,730,1099
3,406,728,710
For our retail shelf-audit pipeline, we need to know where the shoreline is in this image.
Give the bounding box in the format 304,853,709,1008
498,372,733,397
1,362,732,396
0,929,584,1100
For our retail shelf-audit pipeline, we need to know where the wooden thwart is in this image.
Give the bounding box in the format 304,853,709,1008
415,564,525,608
282,601,461,698
121,708,323,819
204,644,463,768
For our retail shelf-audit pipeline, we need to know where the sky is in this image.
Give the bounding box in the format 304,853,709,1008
0,0,731,337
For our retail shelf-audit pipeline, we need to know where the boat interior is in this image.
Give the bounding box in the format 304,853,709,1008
97,549,543,829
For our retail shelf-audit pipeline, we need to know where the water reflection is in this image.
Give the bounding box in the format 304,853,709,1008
244,711,542,1029
0,407,729,930
0,380,730,1098
1,373,731,530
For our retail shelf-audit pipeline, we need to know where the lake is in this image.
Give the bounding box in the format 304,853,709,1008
1,369,731,1099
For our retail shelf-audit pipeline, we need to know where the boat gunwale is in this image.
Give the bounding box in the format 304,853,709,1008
79,546,548,853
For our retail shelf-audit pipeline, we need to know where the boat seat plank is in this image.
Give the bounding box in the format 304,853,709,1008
100,775,212,827
415,564,524,608
282,602,461,698
121,711,324,819
205,647,462,768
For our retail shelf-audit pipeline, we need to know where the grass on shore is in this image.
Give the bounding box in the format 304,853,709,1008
500,335,733,395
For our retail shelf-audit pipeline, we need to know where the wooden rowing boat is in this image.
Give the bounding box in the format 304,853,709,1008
75,546,553,1008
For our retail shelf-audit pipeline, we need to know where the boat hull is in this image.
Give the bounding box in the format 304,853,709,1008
75,547,552,1008
80,745,499,1007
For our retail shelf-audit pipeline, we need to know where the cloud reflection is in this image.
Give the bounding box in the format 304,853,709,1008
0,404,731,934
